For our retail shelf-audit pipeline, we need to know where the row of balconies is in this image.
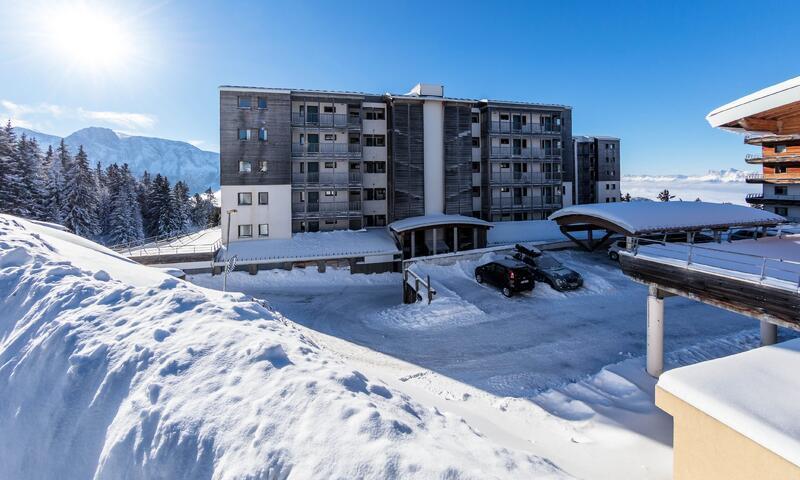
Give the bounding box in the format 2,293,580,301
488,172,561,185
489,196,562,211
291,172,363,186
745,193,800,205
291,112,362,129
745,153,800,164
489,146,562,159
489,121,561,135
745,173,800,184
292,201,363,217
292,143,363,157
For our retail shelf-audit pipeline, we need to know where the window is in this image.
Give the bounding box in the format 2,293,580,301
364,188,387,201
775,186,788,195
605,198,610,203
258,224,269,237
472,137,480,148
258,128,268,142
374,188,386,200
500,114,510,121
776,145,787,154
776,207,789,216
364,109,385,120
471,114,479,124
258,192,269,205
237,192,252,205
324,161,336,169
238,224,252,238
239,161,252,173
500,162,510,169
238,96,251,109
324,219,337,225
776,165,787,174
606,184,610,190
259,161,268,173
472,186,481,197
364,161,386,173
500,138,510,145
324,134,336,141
500,187,510,193
364,134,386,147
324,190,335,196
238,129,251,141
323,106,334,113
472,162,480,173
257,97,268,109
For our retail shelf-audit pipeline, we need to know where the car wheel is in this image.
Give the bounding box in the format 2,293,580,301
475,273,483,284
502,287,513,297
609,252,619,262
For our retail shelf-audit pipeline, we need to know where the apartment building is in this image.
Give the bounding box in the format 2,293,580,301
566,136,621,205
219,82,576,246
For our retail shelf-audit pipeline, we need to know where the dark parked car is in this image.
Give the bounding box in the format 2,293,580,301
474,258,534,297
512,244,583,291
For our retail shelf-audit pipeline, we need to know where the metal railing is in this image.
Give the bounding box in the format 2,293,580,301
291,112,360,128
628,237,800,292
745,173,800,183
490,172,562,184
292,201,362,216
489,121,561,134
746,193,800,202
110,224,219,255
403,265,436,304
490,146,562,158
489,196,562,210
291,143,362,156
745,153,800,164
292,172,362,185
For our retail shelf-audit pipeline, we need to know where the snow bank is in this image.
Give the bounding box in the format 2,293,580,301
0,215,567,479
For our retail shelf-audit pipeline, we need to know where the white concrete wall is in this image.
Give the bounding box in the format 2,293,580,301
221,184,292,243
423,100,445,215
562,181,574,207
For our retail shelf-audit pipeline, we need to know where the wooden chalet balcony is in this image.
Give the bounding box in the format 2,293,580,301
745,153,800,164
745,173,800,184
746,193,800,205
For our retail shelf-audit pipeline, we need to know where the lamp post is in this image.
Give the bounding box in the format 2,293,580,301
225,209,238,252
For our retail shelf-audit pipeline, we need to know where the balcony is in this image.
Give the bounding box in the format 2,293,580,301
292,172,362,186
745,153,800,164
745,193,800,205
291,143,362,158
490,146,562,159
489,172,562,184
291,112,361,129
489,121,561,135
489,196,562,211
745,173,800,184
292,201,363,217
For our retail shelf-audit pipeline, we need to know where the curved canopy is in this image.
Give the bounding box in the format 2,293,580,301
707,76,800,134
549,202,785,237
388,214,492,234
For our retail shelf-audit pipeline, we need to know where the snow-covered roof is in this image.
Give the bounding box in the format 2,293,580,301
388,214,492,233
218,228,400,264
487,219,586,246
549,202,785,235
707,76,800,129
658,338,800,467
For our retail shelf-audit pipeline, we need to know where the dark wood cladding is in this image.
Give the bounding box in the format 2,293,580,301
220,90,291,185
388,101,425,221
620,254,800,327
443,104,473,215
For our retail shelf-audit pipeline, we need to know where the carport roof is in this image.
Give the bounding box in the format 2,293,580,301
388,214,493,234
549,202,785,236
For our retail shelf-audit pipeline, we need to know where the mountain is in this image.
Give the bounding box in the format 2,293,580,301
623,168,751,183
13,127,219,193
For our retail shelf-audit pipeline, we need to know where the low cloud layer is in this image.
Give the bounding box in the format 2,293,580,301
0,99,157,133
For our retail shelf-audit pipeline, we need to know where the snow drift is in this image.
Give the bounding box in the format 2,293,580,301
0,215,566,479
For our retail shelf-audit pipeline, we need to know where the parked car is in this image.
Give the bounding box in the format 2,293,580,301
474,258,534,297
512,244,583,291
608,239,627,261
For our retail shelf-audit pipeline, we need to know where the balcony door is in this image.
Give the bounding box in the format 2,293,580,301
306,105,319,124
307,133,319,153
512,114,522,131
307,191,319,212
307,162,319,183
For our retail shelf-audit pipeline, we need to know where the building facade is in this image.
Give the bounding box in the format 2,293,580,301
744,136,800,221
220,83,608,244
566,136,621,206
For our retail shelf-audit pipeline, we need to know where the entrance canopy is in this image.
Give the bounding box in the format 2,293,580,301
706,75,800,134
549,202,785,250
388,214,493,259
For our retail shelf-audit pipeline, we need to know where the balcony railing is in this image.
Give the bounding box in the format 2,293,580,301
745,153,800,164
490,172,562,184
292,172,362,185
291,143,362,157
490,146,562,158
489,121,561,134
291,112,360,128
746,193,800,204
292,201,362,216
489,196,562,210
745,173,800,183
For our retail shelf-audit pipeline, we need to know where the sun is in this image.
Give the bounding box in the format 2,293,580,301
43,3,134,72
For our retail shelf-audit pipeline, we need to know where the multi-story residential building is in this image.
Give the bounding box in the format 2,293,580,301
707,76,800,222
566,136,621,205
219,82,583,249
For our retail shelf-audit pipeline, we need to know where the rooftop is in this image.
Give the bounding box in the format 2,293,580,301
388,214,493,234
707,76,800,133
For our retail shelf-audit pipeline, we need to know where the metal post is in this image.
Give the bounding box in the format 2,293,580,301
760,321,777,346
647,285,665,377
432,228,437,255
454,226,458,253
427,275,432,304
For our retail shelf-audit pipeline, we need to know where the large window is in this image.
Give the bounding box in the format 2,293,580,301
363,134,386,147
238,96,251,109
238,129,250,141
237,192,252,205
239,161,252,173
258,224,269,237
238,224,252,238
775,145,787,153
257,97,268,109
258,128,268,142
364,161,386,173
258,192,269,205
364,188,386,201
472,137,480,147
364,108,385,120
775,186,788,195
259,161,268,173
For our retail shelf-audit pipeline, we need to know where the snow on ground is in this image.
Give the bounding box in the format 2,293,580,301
0,214,570,479
122,227,221,257
190,249,797,479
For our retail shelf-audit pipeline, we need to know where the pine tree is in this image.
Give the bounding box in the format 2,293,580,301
139,171,154,237
106,164,144,245
190,187,218,228
96,162,112,238
13,134,46,219
61,145,99,237
173,180,192,233
147,174,179,237
41,146,63,222
0,120,21,215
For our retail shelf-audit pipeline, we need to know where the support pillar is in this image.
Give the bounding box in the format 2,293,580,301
410,231,416,258
647,285,665,377
454,226,458,253
760,320,777,346
432,228,437,255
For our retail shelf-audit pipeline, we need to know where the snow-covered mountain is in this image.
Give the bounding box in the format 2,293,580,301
623,168,751,184
14,127,219,193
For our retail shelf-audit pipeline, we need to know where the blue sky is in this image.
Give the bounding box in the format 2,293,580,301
1,0,799,174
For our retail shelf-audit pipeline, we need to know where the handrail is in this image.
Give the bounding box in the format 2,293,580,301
403,264,436,304
747,193,800,201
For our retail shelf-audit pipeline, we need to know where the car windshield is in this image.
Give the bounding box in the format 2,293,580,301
537,255,561,269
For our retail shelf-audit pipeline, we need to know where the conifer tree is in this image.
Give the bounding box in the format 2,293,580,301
147,174,179,237
173,180,192,233
61,145,99,237
0,120,21,214
41,146,63,222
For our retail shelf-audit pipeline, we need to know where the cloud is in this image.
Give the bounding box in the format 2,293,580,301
77,108,157,130
187,139,205,147
0,99,156,133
